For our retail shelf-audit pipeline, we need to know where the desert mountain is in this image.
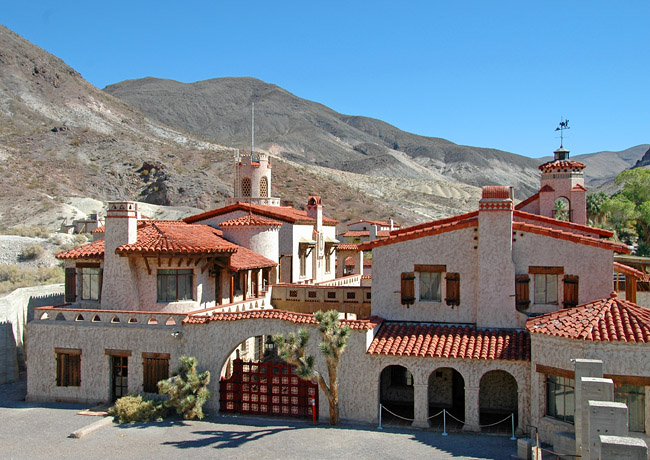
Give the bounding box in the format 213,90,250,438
104,77,542,199
0,25,419,230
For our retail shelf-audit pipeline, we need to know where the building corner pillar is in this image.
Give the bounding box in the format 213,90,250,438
463,386,481,432
411,383,429,428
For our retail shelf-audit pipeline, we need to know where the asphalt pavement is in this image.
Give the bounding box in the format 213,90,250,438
0,380,518,460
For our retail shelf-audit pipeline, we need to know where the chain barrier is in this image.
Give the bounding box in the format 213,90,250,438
378,404,516,440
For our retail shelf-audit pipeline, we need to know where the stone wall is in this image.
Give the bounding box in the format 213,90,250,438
0,284,63,384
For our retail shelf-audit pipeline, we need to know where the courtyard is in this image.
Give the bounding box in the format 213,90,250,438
1,380,518,460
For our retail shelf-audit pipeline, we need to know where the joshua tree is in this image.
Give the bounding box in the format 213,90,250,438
273,310,351,425
158,355,211,420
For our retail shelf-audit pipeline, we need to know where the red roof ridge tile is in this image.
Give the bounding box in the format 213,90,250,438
514,210,614,237
539,159,586,172
513,221,628,253
184,202,338,226
514,192,539,210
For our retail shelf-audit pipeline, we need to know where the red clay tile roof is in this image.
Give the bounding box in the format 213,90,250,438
367,322,530,361
571,183,588,191
229,246,276,270
337,243,360,251
514,210,614,238
513,221,629,253
116,221,239,255
340,230,391,238
539,159,586,172
183,309,384,329
90,226,105,233
388,211,479,237
482,185,511,199
539,184,555,192
613,262,650,282
184,202,338,226
56,238,106,259
219,216,282,227
358,216,478,250
348,219,400,227
515,192,539,211
526,293,650,342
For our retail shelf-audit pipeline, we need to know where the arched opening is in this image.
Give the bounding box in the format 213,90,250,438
259,177,269,198
553,196,571,221
218,335,318,420
428,367,465,430
241,177,252,197
479,370,518,432
379,365,414,426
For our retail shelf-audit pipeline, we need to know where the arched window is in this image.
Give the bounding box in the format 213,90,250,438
259,177,269,198
241,178,252,197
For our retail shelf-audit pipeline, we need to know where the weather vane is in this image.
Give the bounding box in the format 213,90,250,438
555,118,570,148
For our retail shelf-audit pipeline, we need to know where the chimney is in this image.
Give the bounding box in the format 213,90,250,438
101,201,139,309
389,217,394,231
370,224,378,241
306,196,322,232
476,186,517,328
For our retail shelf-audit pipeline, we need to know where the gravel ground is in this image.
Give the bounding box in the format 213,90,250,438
1,379,518,460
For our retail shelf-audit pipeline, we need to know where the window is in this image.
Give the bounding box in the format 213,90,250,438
142,353,170,393
241,177,252,197
300,252,307,278
530,267,563,304
445,273,460,307
563,275,579,308
81,267,101,300
259,177,268,197
415,265,445,302
325,251,331,273
157,269,193,302
535,274,558,304
615,384,645,432
56,349,81,387
546,375,574,423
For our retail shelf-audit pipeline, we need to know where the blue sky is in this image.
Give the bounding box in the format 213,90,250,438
3,1,649,158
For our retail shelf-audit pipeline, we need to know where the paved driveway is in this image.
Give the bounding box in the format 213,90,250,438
1,381,517,460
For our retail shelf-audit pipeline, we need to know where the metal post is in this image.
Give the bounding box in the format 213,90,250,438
510,413,516,440
378,403,383,430
311,398,316,425
442,409,448,436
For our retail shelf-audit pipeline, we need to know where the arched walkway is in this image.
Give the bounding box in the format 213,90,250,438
379,365,414,426
479,370,518,433
428,367,465,430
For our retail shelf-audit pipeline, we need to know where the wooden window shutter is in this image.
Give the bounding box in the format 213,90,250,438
445,273,460,307
401,272,415,307
563,275,579,308
65,268,76,303
515,275,530,311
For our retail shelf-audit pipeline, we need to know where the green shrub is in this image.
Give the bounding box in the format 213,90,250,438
0,265,64,294
108,395,166,424
20,244,44,261
1,226,50,238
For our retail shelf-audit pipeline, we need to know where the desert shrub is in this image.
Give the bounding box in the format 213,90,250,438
1,226,50,238
158,356,210,420
20,244,44,261
0,265,64,294
108,395,166,424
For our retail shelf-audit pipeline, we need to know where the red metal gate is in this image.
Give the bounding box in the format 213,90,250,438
220,358,318,420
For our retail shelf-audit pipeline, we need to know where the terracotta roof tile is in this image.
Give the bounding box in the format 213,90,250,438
56,238,105,259
513,221,629,253
183,309,384,329
219,216,282,227
367,322,530,361
482,185,511,199
348,219,400,227
514,192,539,210
184,202,338,226
116,221,238,255
229,246,276,270
539,159,586,172
90,226,105,233
526,293,650,342
514,210,614,238
337,243,360,251
613,262,650,282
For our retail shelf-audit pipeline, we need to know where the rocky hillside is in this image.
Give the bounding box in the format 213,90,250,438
104,77,542,199
633,146,650,168
0,25,420,231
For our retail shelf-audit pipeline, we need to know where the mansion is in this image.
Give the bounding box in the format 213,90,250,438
26,145,650,452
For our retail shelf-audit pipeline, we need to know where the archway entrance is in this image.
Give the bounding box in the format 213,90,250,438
379,365,414,426
428,368,465,430
479,370,518,433
219,336,318,420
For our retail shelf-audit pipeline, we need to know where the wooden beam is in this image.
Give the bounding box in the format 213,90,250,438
143,257,152,275
201,257,216,274
177,258,183,267
167,257,172,267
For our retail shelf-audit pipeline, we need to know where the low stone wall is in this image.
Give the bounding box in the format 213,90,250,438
0,284,64,384
271,284,371,319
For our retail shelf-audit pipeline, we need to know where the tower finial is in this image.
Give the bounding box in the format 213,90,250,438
251,102,255,155
554,117,570,148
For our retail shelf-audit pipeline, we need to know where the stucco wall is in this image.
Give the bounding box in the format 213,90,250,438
370,226,479,323
530,333,650,444
513,232,613,311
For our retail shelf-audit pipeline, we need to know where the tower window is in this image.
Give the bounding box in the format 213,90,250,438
241,178,252,197
259,177,268,198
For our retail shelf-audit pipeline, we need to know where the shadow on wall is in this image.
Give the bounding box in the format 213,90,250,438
0,321,18,384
